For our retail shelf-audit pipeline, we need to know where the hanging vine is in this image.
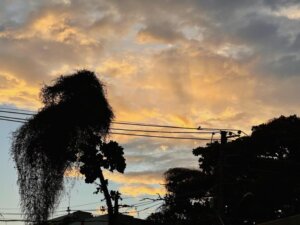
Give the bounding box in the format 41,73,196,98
11,70,114,224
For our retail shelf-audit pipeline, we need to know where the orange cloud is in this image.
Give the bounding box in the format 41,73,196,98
64,167,84,178
0,12,98,46
119,184,165,197
97,58,138,78
0,72,40,109
103,171,163,186
64,168,165,197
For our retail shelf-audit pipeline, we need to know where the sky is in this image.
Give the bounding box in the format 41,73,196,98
1,0,300,224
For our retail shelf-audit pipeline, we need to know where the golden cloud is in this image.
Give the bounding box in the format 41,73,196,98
0,72,40,109
64,167,84,178
97,57,138,77
65,168,163,185
103,171,163,186
64,168,165,197
0,12,98,46
119,184,165,197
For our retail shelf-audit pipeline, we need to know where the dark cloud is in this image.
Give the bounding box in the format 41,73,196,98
263,55,300,76
137,23,185,44
291,33,300,50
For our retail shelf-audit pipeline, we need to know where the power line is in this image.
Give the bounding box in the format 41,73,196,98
0,116,216,137
0,201,154,216
0,116,221,141
0,115,27,121
0,208,19,211
112,121,198,130
0,107,35,113
0,113,213,134
66,201,102,208
0,108,245,136
110,132,216,141
56,196,137,210
111,128,214,134
0,109,200,130
52,201,157,214
137,202,162,213
199,127,248,136
1,109,199,130
0,116,25,123
0,110,34,116
121,202,162,214
120,200,162,209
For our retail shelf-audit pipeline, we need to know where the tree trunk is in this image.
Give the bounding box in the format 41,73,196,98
98,169,114,225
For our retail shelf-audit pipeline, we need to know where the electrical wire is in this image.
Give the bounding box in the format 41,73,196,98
0,109,199,130
122,202,162,214
0,109,198,130
110,132,217,141
0,110,34,116
0,208,19,211
120,200,162,209
0,108,246,135
0,115,26,121
111,128,213,134
0,116,221,141
0,117,25,123
112,121,198,130
0,108,245,139
0,114,214,135
66,201,102,208
0,107,35,113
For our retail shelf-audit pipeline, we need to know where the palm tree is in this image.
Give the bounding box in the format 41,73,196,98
12,70,125,225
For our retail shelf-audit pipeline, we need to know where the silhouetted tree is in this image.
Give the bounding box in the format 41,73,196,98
149,115,300,225
11,70,125,225
148,168,216,225
79,139,126,225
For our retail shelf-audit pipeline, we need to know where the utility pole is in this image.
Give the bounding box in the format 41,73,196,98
113,191,121,216
110,190,121,225
217,131,227,224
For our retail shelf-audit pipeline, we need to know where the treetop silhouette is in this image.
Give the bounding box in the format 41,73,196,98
149,115,300,225
11,70,123,224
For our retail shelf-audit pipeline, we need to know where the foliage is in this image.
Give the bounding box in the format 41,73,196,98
11,70,115,224
149,115,300,225
78,138,126,184
148,168,216,225
78,136,126,225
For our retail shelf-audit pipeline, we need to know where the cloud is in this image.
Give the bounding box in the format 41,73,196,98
0,72,40,108
64,167,84,178
65,168,164,188
103,170,164,185
97,57,138,78
136,23,186,44
2,1,300,202
119,184,165,197
64,167,166,197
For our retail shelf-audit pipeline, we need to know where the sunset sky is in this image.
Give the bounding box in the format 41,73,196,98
1,0,300,223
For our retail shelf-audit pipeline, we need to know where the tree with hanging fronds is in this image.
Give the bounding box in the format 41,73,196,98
11,70,125,225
